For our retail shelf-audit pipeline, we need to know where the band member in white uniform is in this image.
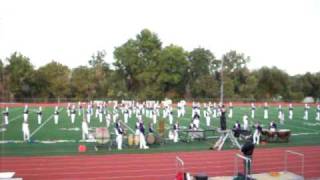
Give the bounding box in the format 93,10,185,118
124,108,129,123
228,102,233,119
3,107,9,125
168,110,173,125
316,104,320,121
173,122,179,143
138,120,148,149
115,121,124,150
193,113,200,129
82,118,89,140
263,102,268,119
99,105,103,123
269,121,277,132
278,105,284,124
78,102,82,116
67,103,71,117
54,106,59,125
212,102,217,118
303,104,309,120
106,113,111,128
37,106,42,124
152,109,157,124
23,105,29,122
86,108,91,124
71,106,76,124
288,104,293,120
243,114,249,130
22,120,30,141
253,122,262,145
204,109,211,127
251,103,256,119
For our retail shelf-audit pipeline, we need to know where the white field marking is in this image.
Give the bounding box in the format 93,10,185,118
120,120,135,133
292,132,320,136
8,114,22,123
30,108,63,138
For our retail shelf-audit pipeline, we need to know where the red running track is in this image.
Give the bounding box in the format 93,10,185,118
1,146,319,180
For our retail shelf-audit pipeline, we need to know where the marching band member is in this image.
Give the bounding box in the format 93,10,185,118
99,105,103,123
228,102,233,119
71,105,76,124
86,108,91,124
3,107,9,125
220,105,227,130
106,113,111,128
149,122,154,133
67,103,71,117
124,107,129,123
82,118,89,140
279,105,285,124
232,121,241,138
115,120,123,150
251,103,256,119
204,109,211,127
278,104,283,121
54,106,59,125
23,105,29,122
168,110,173,125
78,102,82,116
189,121,197,130
113,106,119,123
243,114,249,130
253,122,262,145
269,121,277,132
212,102,217,118
37,106,42,124
264,102,268,119
316,104,320,121
173,121,179,143
288,103,293,120
193,113,200,129
303,103,309,120
22,119,30,141
95,104,99,118
137,120,148,149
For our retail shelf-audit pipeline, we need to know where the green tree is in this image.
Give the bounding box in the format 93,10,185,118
70,66,92,99
37,61,70,98
5,52,35,99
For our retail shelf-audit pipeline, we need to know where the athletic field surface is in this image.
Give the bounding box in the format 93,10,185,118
1,102,320,179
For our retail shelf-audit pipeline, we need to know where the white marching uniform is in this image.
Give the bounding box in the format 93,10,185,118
106,114,111,128
23,109,29,122
54,108,59,125
37,108,42,124
303,104,309,120
124,110,129,123
115,125,123,150
99,109,103,123
22,121,30,141
137,122,148,149
204,110,210,127
289,104,293,120
253,125,262,145
169,111,173,125
243,115,249,130
173,123,179,143
264,103,268,119
86,110,91,124
71,109,76,124
152,110,157,124
3,108,9,125
82,120,89,140
316,105,320,121
251,104,255,119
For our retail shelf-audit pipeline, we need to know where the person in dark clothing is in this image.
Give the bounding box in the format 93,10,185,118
241,137,255,177
220,105,227,130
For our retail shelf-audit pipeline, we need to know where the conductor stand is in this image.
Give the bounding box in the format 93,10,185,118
212,129,241,151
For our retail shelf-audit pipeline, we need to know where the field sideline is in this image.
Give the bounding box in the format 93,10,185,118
1,103,320,156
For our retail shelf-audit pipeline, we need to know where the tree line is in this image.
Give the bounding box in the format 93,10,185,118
0,29,319,102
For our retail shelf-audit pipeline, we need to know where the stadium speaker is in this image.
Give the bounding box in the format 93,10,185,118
194,173,208,180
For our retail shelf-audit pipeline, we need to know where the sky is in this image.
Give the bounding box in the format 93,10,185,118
0,0,319,75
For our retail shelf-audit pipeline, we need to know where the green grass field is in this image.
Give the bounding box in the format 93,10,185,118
1,105,320,156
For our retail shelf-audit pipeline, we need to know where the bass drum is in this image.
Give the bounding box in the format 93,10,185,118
277,129,291,141
146,133,155,145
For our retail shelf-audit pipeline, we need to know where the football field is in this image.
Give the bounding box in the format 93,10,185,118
1,104,320,156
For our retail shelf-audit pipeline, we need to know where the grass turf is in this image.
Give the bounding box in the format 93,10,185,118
1,105,320,156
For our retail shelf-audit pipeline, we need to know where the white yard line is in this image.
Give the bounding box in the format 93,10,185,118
30,108,63,138
120,120,135,133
